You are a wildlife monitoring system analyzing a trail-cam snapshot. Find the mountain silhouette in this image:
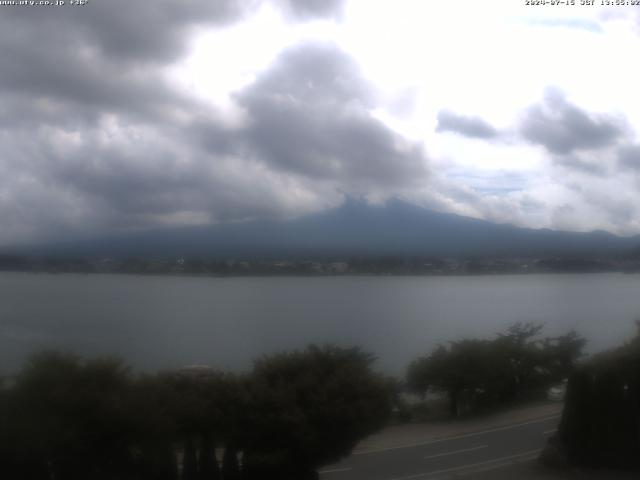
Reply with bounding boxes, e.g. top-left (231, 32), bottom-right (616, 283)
top-left (18, 199), bottom-right (640, 259)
